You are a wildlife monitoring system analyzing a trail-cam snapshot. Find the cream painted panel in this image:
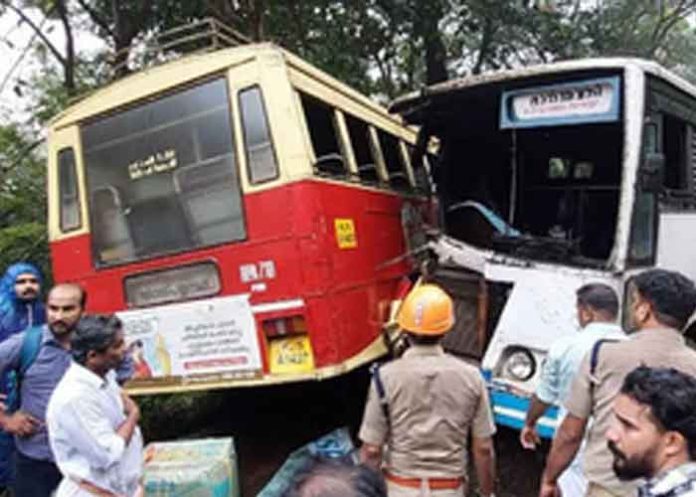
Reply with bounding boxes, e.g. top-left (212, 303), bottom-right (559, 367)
top-left (656, 211), bottom-right (696, 283)
top-left (47, 126), bottom-right (90, 241)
